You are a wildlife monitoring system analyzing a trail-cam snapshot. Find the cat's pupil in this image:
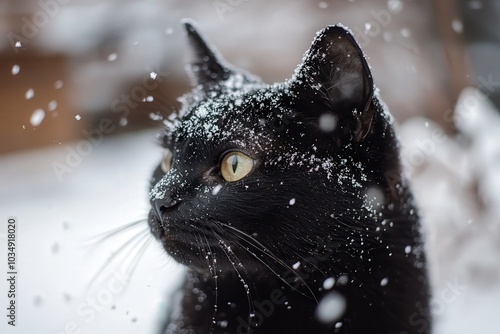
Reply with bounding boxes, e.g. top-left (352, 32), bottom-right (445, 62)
top-left (230, 155), bottom-right (238, 173)
top-left (220, 152), bottom-right (254, 182)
